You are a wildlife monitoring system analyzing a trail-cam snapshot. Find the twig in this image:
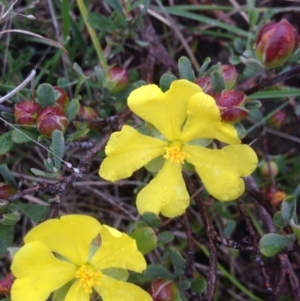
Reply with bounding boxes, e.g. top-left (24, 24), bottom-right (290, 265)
top-left (184, 175), bottom-right (217, 301)
top-left (244, 65), bottom-right (300, 96)
top-left (0, 69), bottom-right (36, 103)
